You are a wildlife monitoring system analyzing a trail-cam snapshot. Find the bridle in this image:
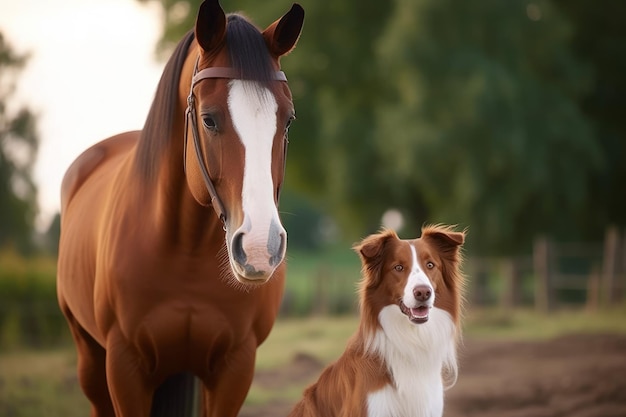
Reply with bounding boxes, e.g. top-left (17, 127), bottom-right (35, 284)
top-left (184, 58), bottom-right (289, 224)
